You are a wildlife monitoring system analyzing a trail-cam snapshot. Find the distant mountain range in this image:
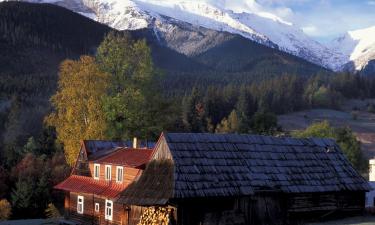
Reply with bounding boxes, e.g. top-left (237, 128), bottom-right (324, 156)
top-left (3, 0), bottom-right (373, 75)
